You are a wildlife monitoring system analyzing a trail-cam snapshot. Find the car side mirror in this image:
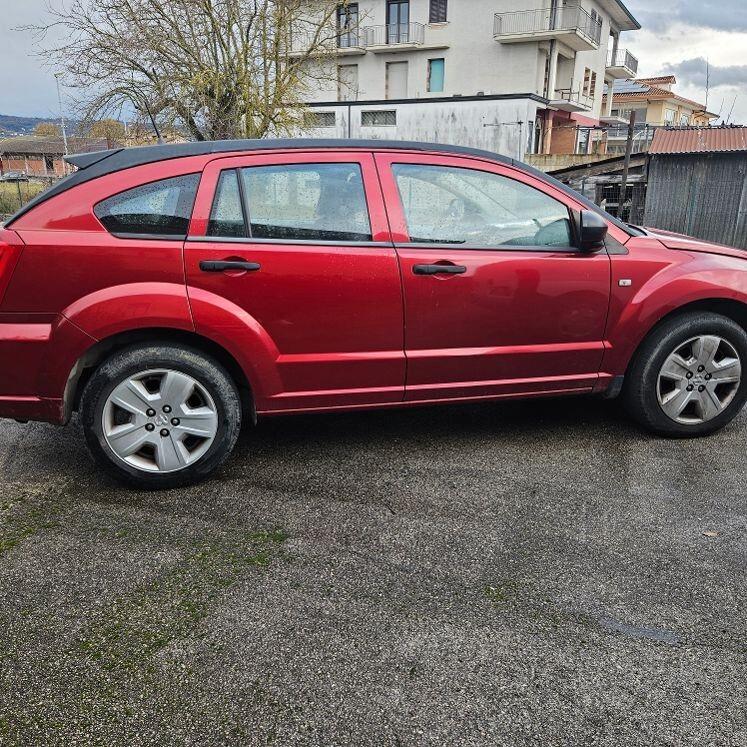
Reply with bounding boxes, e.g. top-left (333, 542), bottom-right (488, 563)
top-left (579, 210), bottom-right (608, 250)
